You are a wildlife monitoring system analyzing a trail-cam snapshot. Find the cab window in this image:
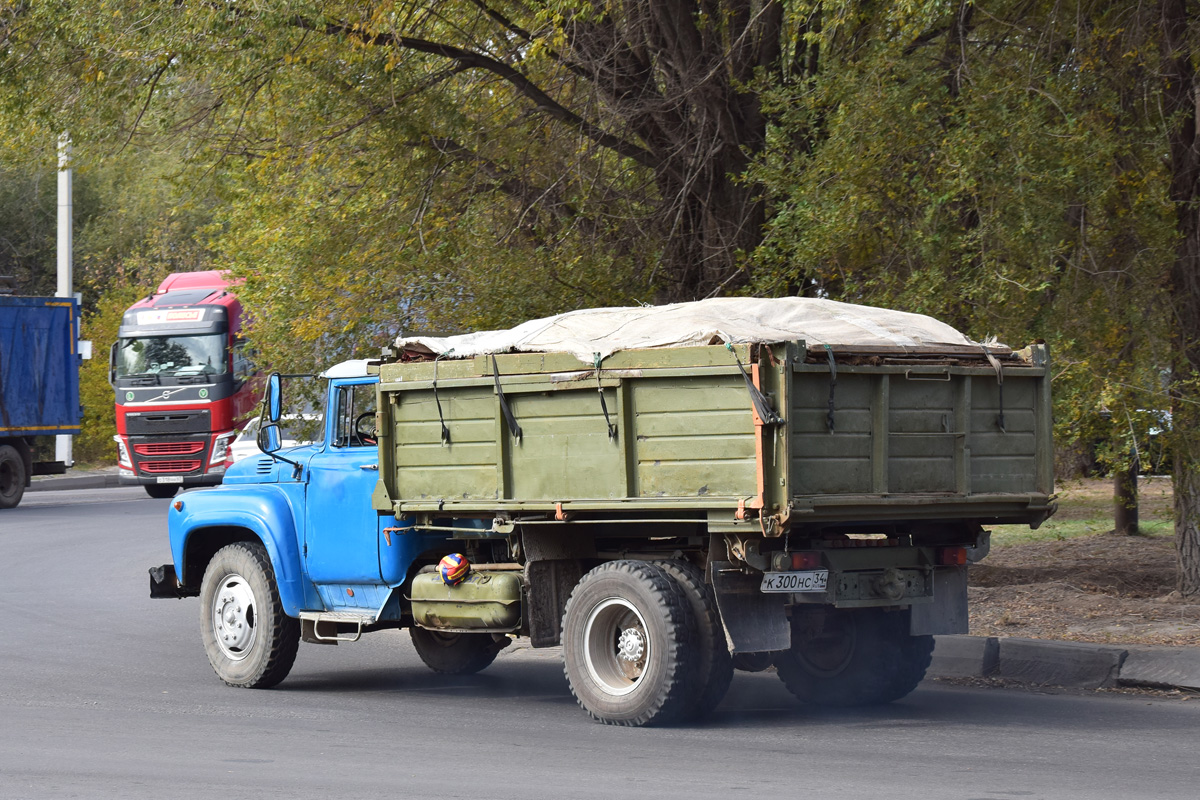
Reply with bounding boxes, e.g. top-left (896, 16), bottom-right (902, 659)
top-left (332, 384), bottom-right (376, 448)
